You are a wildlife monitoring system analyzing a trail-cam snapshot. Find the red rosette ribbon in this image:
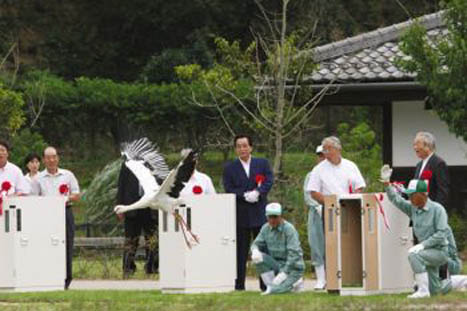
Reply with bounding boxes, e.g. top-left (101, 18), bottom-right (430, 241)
top-left (255, 174), bottom-right (265, 186)
top-left (0, 181), bottom-right (12, 216)
top-left (420, 170), bottom-right (432, 180)
top-left (1, 181), bottom-right (11, 193)
top-left (192, 185), bottom-right (203, 195)
top-left (420, 170), bottom-right (432, 193)
top-left (59, 184), bottom-right (69, 195)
